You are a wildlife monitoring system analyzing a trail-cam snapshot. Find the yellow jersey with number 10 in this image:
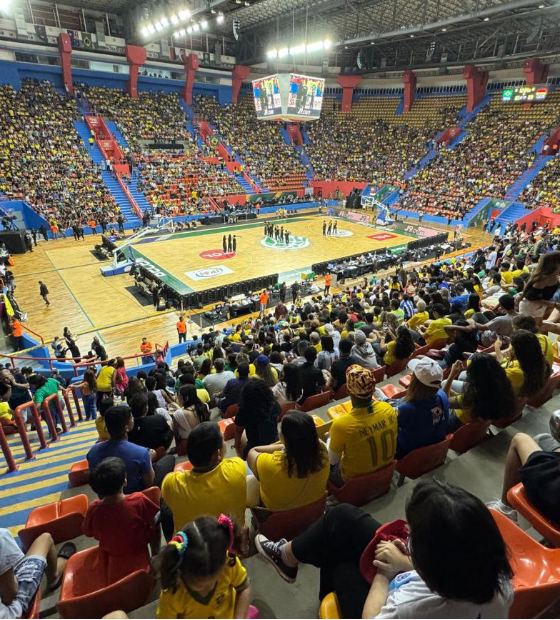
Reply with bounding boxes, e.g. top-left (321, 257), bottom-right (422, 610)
top-left (330, 402), bottom-right (397, 481)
